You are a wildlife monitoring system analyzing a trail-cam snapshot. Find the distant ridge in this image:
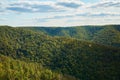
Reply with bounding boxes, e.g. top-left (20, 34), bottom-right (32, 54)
top-left (19, 25), bottom-right (120, 47)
